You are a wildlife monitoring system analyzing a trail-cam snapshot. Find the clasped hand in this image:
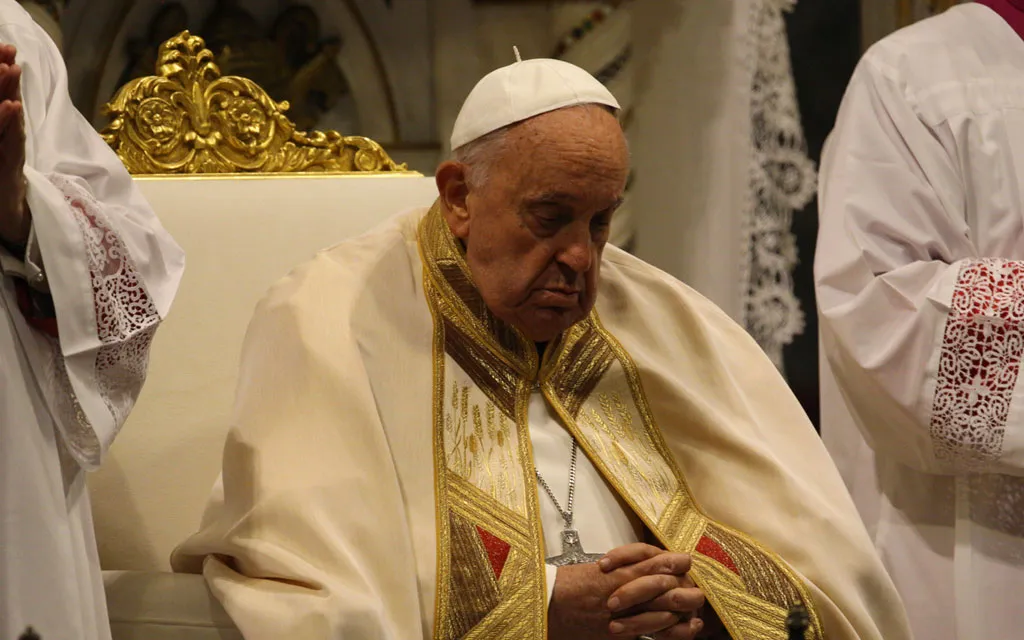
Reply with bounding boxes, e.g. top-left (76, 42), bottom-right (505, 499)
top-left (549, 543), bottom-right (706, 640)
top-left (0, 43), bottom-right (29, 247)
